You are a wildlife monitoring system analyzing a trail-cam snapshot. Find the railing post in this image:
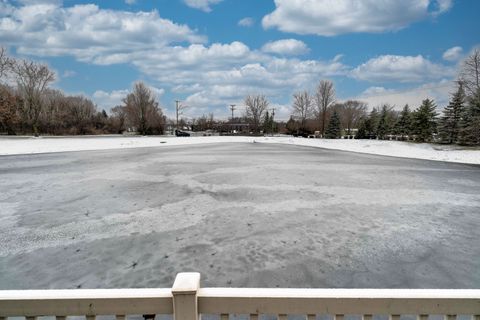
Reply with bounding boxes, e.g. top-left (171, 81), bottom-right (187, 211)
top-left (172, 272), bottom-right (201, 320)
